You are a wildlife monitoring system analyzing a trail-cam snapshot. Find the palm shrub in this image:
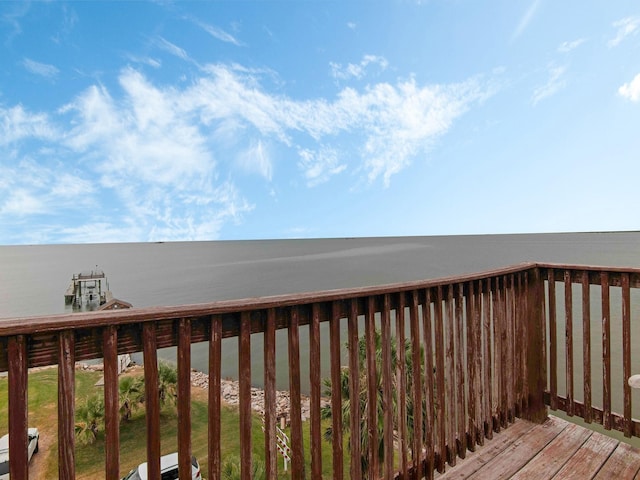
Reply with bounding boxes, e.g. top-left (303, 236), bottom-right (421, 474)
top-left (75, 395), bottom-right (105, 445)
top-left (321, 329), bottom-right (422, 478)
top-left (119, 375), bottom-right (144, 421)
